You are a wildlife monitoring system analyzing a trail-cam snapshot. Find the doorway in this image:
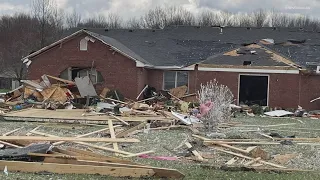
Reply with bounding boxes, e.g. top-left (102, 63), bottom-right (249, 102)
top-left (238, 75), bottom-right (269, 106)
